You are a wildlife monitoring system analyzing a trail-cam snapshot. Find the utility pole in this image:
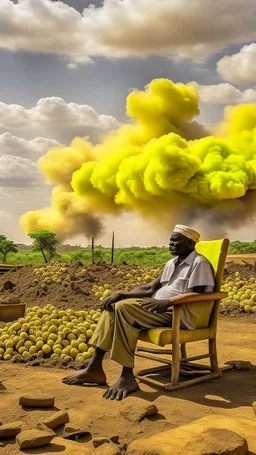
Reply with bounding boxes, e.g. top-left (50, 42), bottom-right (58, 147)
top-left (91, 237), bottom-right (95, 264)
top-left (111, 231), bottom-right (115, 264)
